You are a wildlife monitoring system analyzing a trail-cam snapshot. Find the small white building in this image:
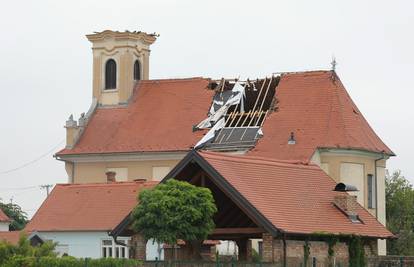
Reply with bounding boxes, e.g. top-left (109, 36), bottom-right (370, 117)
top-left (25, 181), bottom-right (161, 259)
top-left (0, 208), bottom-right (11, 231)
